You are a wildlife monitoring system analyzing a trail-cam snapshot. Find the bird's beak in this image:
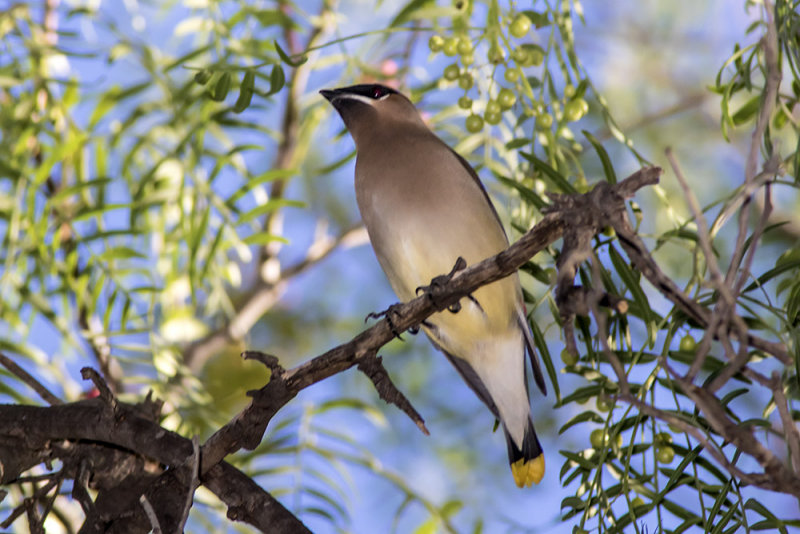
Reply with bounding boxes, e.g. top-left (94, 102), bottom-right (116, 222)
top-left (319, 88), bottom-right (339, 102)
